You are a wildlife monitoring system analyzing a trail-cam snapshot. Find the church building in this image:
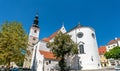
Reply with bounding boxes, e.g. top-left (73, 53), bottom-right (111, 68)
top-left (24, 14), bottom-right (101, 71)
